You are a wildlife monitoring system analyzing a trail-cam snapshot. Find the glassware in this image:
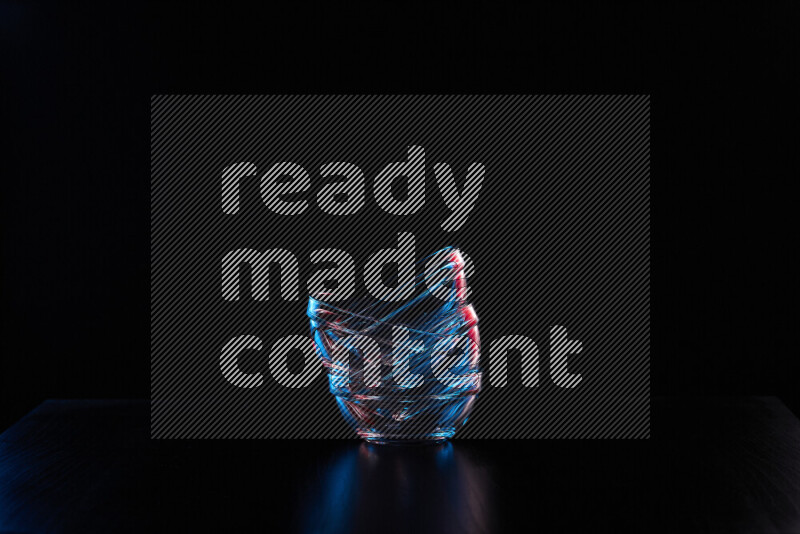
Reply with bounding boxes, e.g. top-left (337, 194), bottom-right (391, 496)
top-left (308, 248), bottom-right (481, 444)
